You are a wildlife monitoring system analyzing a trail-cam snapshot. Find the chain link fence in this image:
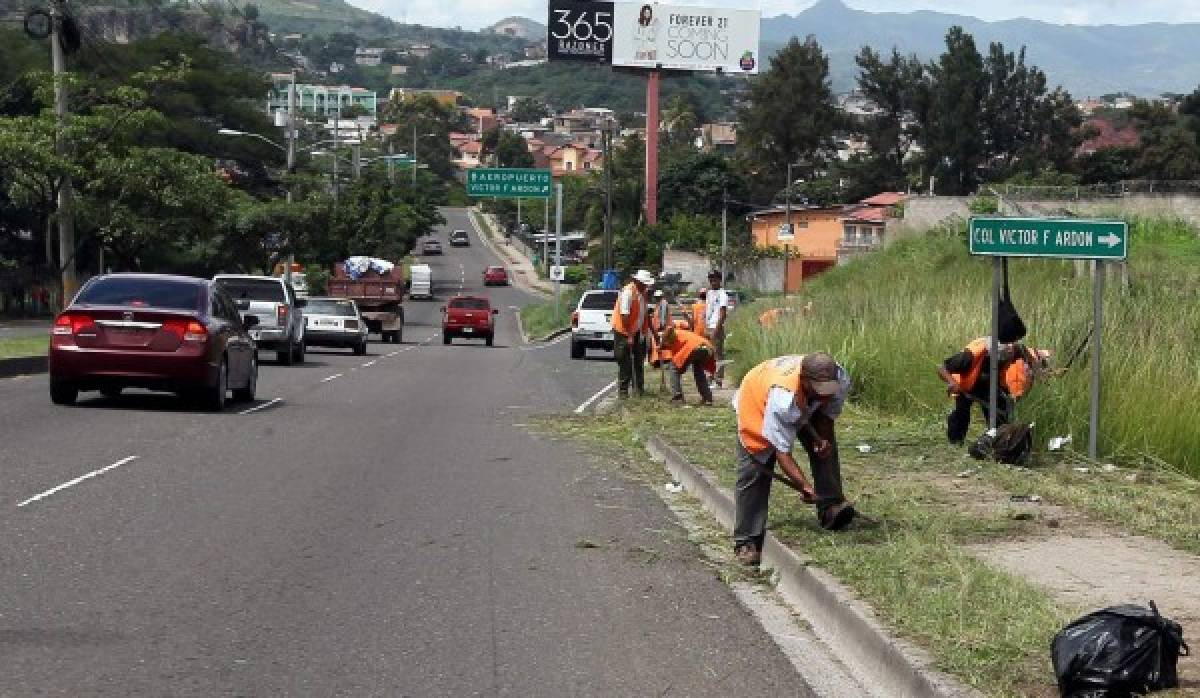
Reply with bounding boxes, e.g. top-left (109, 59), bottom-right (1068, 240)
top-left (997, 180), bottom-right (1200, 201)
